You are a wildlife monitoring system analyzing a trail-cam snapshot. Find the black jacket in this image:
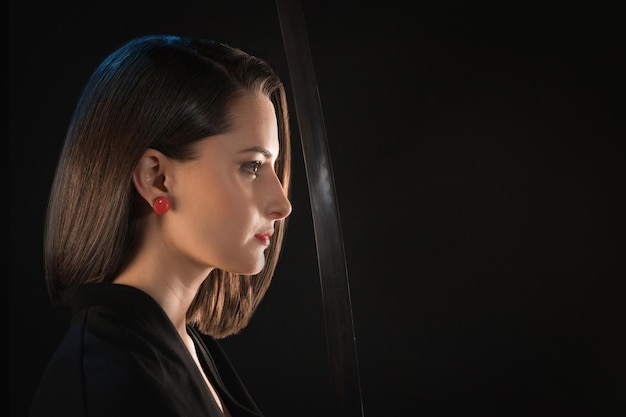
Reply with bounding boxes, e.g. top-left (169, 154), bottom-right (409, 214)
top-left (29, 283), bottom-right (263, 417)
